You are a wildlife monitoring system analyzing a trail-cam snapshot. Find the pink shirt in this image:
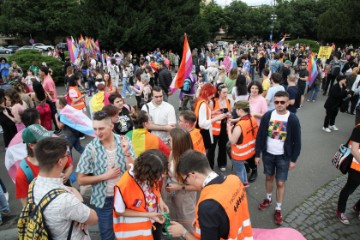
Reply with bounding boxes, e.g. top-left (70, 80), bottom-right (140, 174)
top-left (249, 95), bottom-right (268, 125)
top-left (42, 75), bottom-right (57, 102)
